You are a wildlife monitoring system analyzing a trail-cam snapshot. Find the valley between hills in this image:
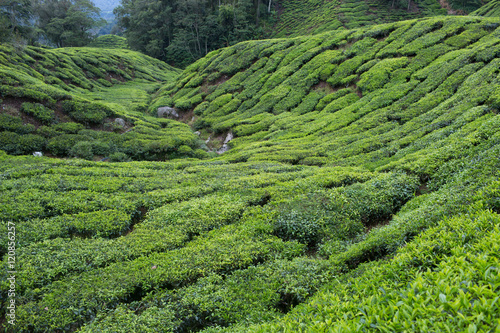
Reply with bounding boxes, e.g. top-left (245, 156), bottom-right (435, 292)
top-left (1, 2), bottom-right (500, 332)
